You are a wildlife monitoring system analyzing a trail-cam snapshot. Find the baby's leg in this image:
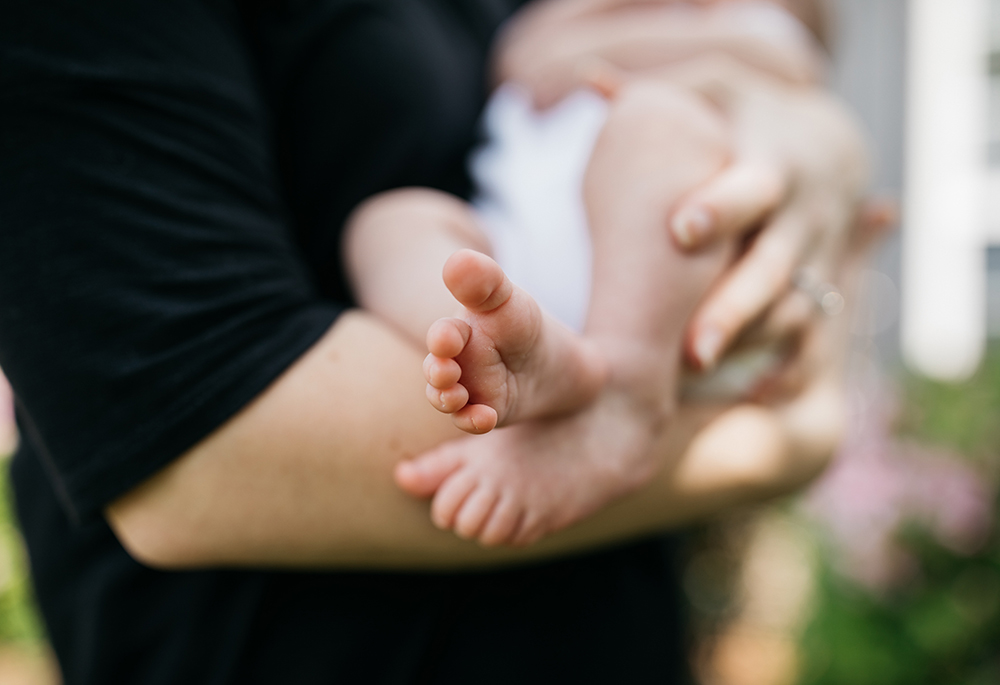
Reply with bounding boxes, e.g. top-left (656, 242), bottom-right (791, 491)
top-left (584, 81), bottom-right (733, 410)
top-left (344, 188), bottom-right (606, 434)
top-left (420, 82), bottom-right (735, 544)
